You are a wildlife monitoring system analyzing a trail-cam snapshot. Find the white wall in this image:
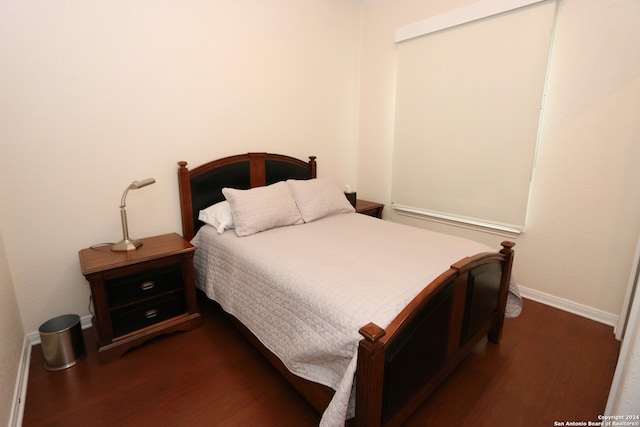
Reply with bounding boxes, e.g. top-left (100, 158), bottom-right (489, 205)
top-left (0, 229), bottom-right (25, 426)
top-left (0, 0), bottom-right (362, 333)
top-left (357, 0), bottom-right (640, 319)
